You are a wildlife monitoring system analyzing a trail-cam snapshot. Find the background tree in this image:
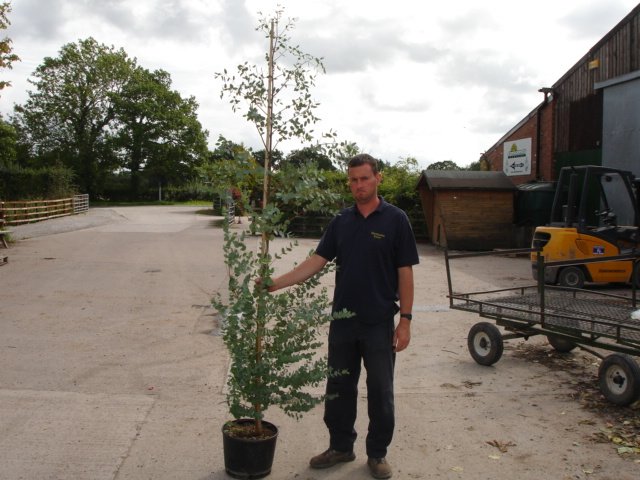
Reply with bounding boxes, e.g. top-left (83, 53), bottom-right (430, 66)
top-left (12, 37), bottom-right (209, 200)
top-left (0, 117), bottom-right (16, 167)
top-left (378, 156), bottom-right (422, 213)
top-left (252, 148), bottom-right (284, 171)
top-left (112, 67), bottom-right (208, 199)
top-left (427, 159), bottom-right (463, 171)
top-left (466, 154), bottom-right (491, 171)
top-left (0, 2), bottom-right (19, 94)
top-left (201, 135), bottom-right (261, 211)
top-left (13, 38), bottom-right (135, 196)
top-left (286, 146), bottom-right (335, 171)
